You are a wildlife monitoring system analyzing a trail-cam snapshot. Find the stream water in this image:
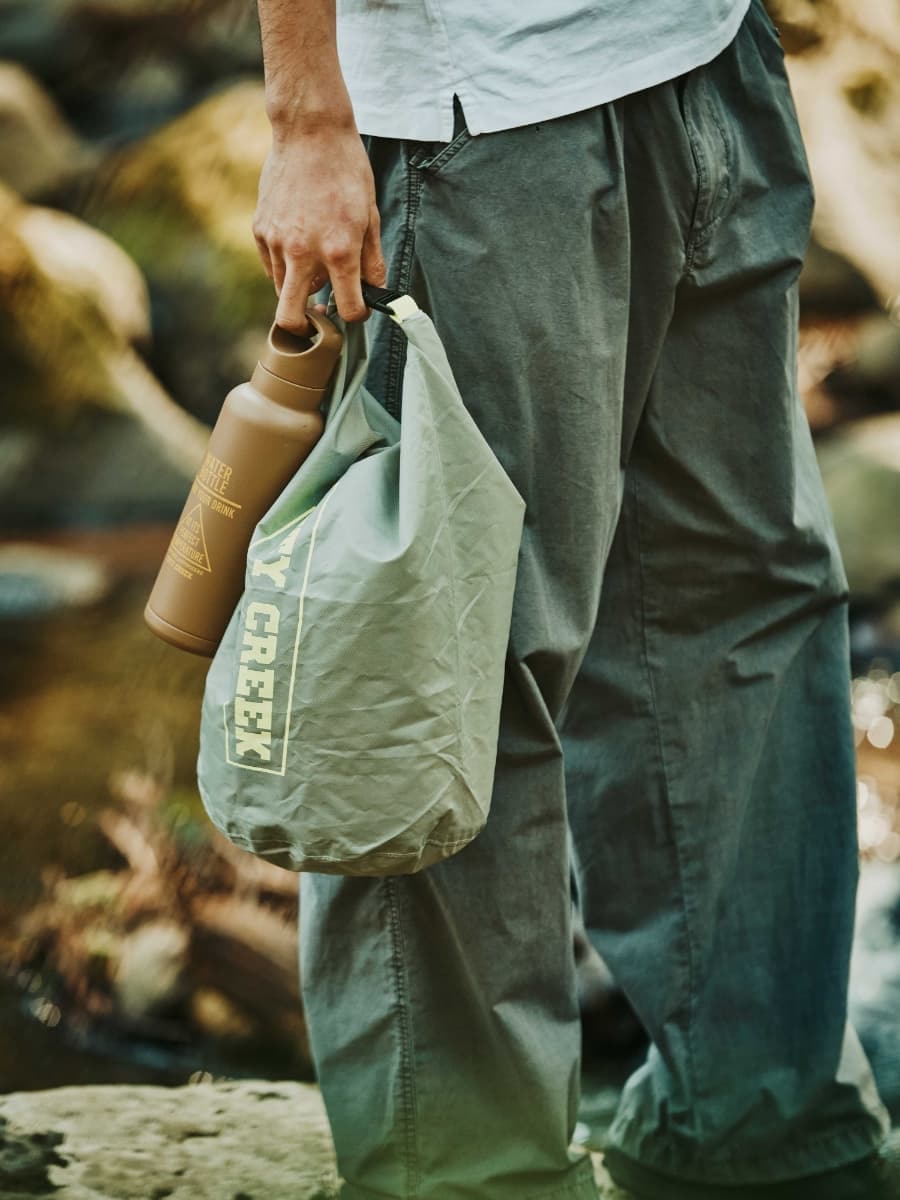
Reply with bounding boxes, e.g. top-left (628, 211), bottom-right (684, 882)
top-left (0, 531), bottom-right (220, 1091)
top-left (1, 526), bottom-right (899, 1117)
